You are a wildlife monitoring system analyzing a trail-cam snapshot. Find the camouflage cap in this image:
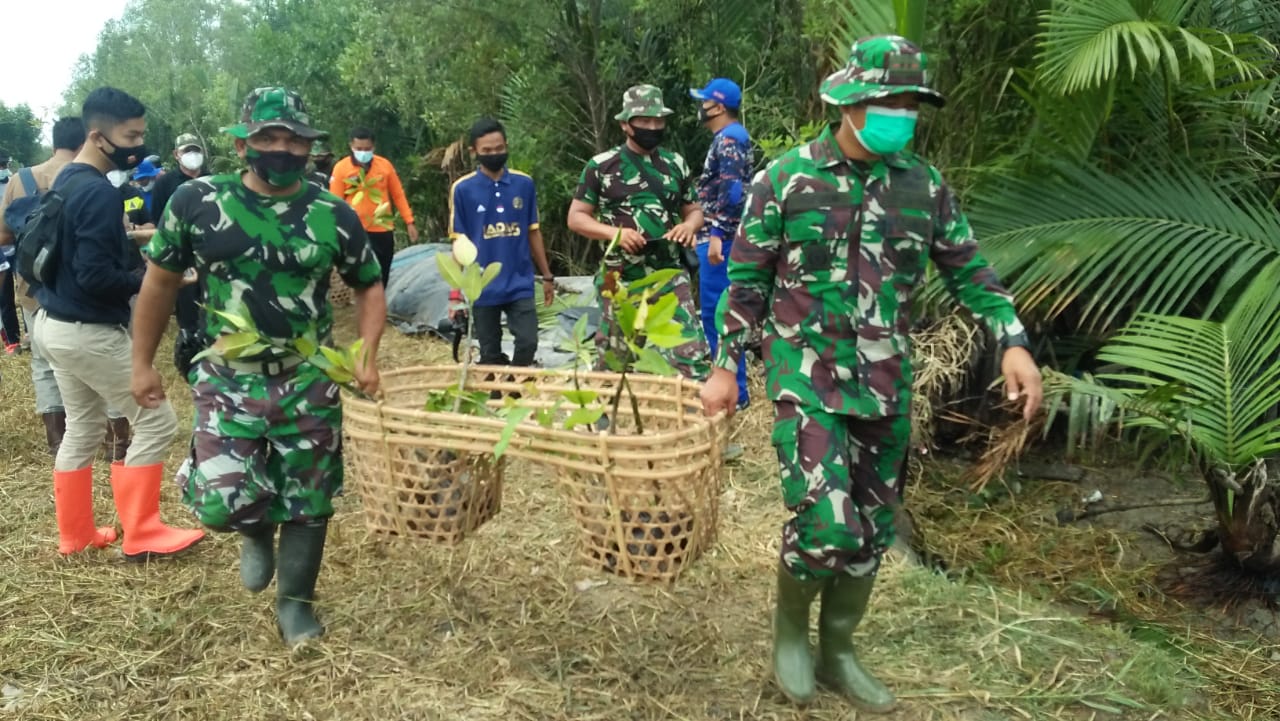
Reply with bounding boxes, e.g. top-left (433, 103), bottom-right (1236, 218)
top-left (174, 133), bottom-right (202, 151)
top-left (310, 139), bottom-right (333, 156)
top-left (614, 85), bottom-right (674, 121)
top-left (222, 87), bottom-right (326, 140)
top-left (820, 35), bottom-right (946, 108)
